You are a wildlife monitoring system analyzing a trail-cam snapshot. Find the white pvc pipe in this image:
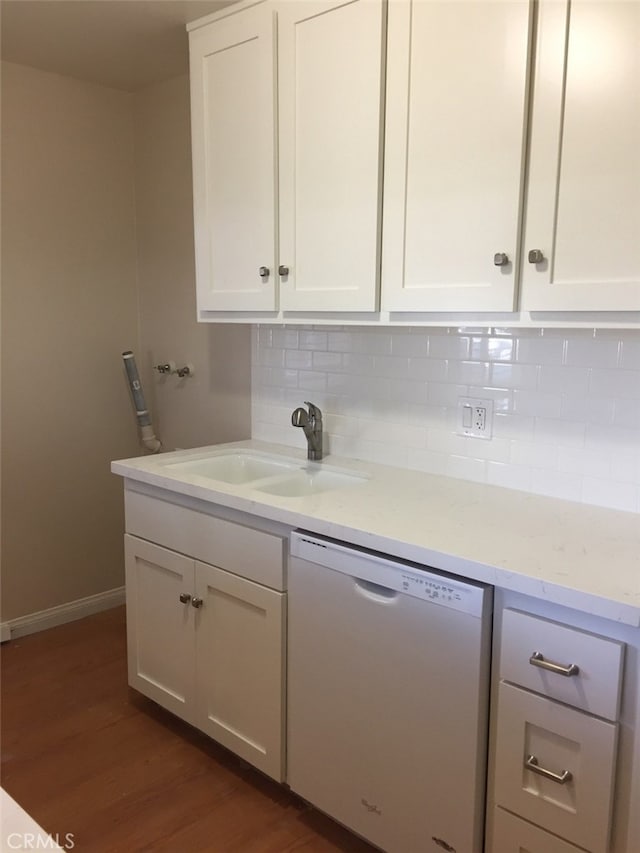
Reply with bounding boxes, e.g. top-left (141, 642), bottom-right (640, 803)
top-left (122, 351), bottom-right (162, 454)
